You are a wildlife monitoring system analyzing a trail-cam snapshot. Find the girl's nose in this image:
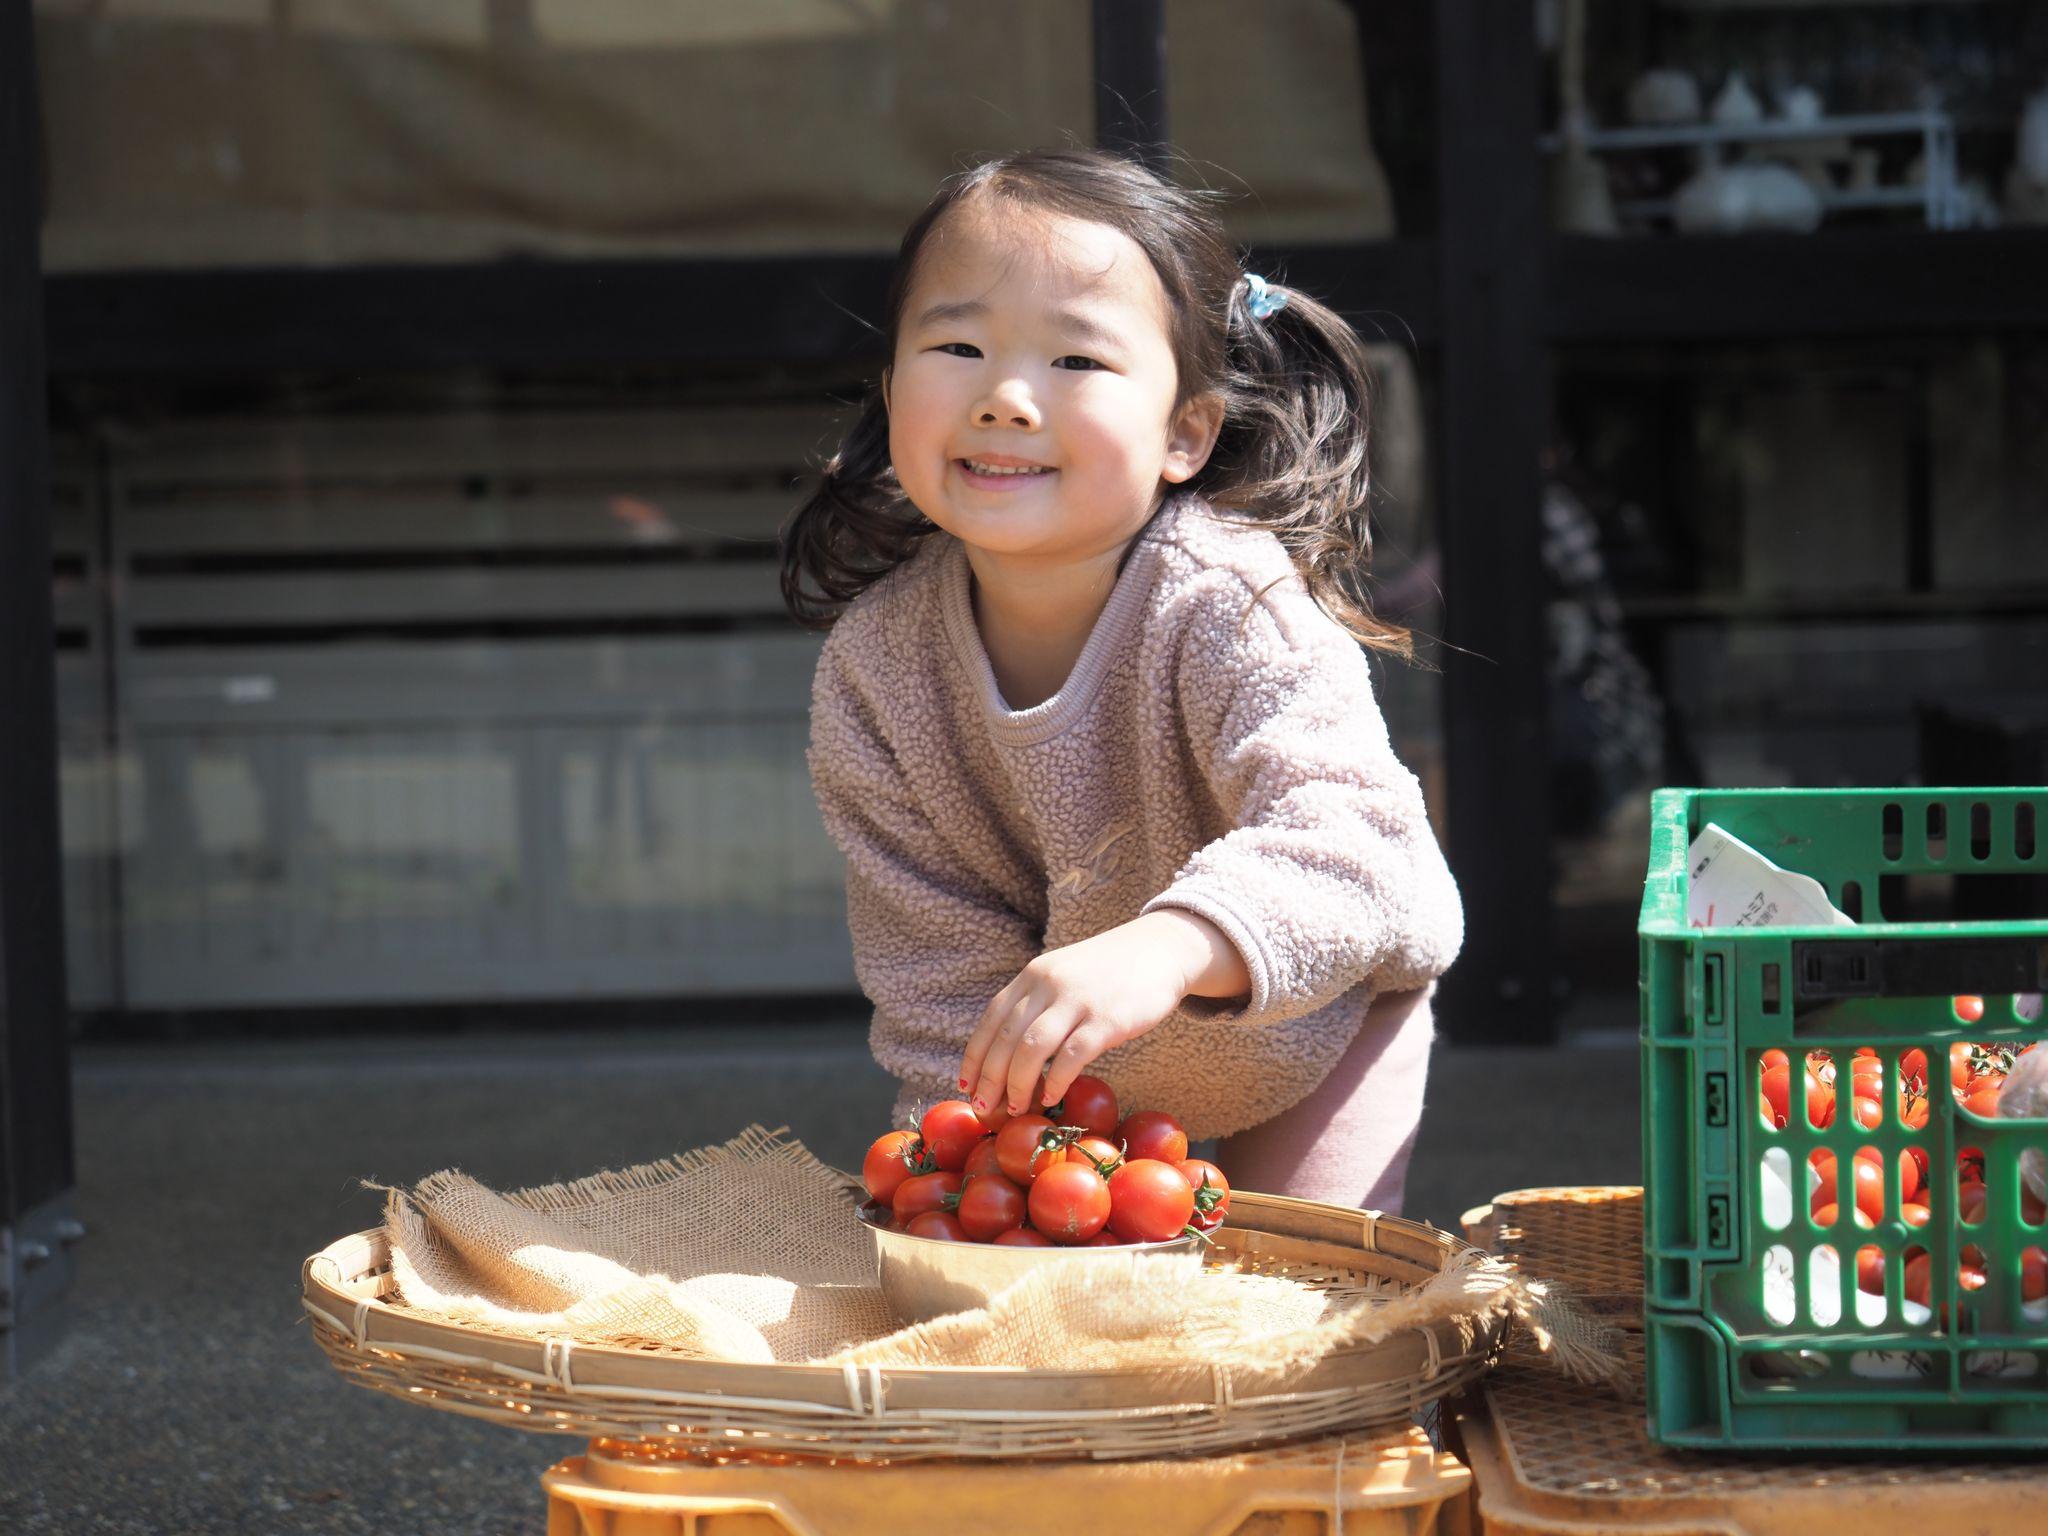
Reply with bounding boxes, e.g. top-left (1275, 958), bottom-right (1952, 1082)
top-left (974, 379), bottom-right (1039, 430)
